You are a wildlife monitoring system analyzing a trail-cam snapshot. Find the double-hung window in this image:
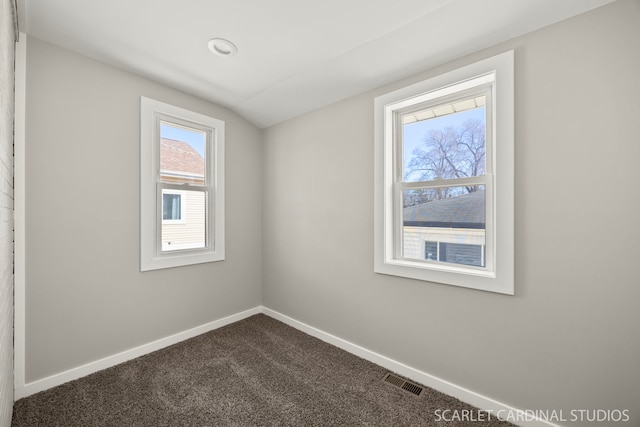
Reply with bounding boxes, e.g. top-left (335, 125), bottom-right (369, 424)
top-left (141, 97), bottom-right (225, 271)
top-left (374, 51), bottom-right (514, 294)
